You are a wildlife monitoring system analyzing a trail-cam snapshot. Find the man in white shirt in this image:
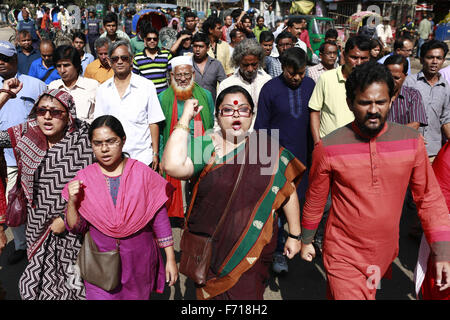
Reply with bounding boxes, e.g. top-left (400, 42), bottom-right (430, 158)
top-left (57, 6), bottom-right (71, 34)
top-left (94, 40), bottom-right (165, 170)
top-left (49, 45), bottom-right (99, 123)
top-left (217, 38), bottom-right (272, 129)
top-left (376, 17), bottom-right (393, 50)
